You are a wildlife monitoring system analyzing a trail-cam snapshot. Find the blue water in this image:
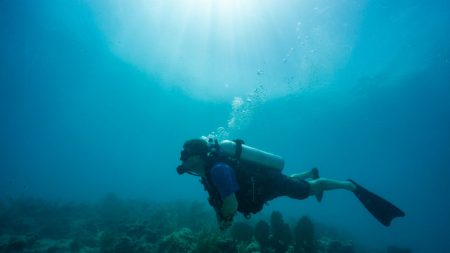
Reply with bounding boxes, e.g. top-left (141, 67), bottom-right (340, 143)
top-left (1, 0), bottom-right (449, 252)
